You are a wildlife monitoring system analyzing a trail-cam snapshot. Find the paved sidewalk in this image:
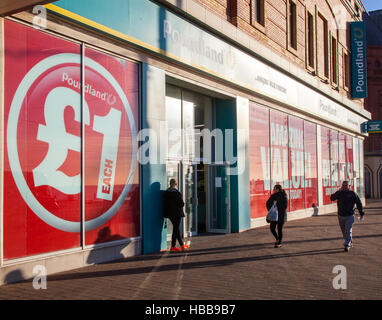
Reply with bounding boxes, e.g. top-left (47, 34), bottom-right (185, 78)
top-left (0, 200), bottom-right (381, 300)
